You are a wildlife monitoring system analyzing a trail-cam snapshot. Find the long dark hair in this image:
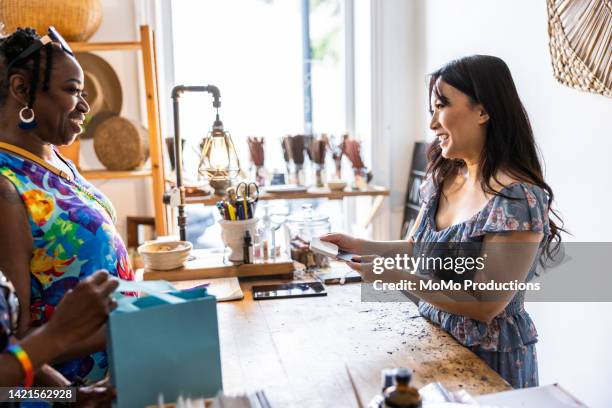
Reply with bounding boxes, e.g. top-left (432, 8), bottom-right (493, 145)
top-left (427, 55), bottom-right (564, 262)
